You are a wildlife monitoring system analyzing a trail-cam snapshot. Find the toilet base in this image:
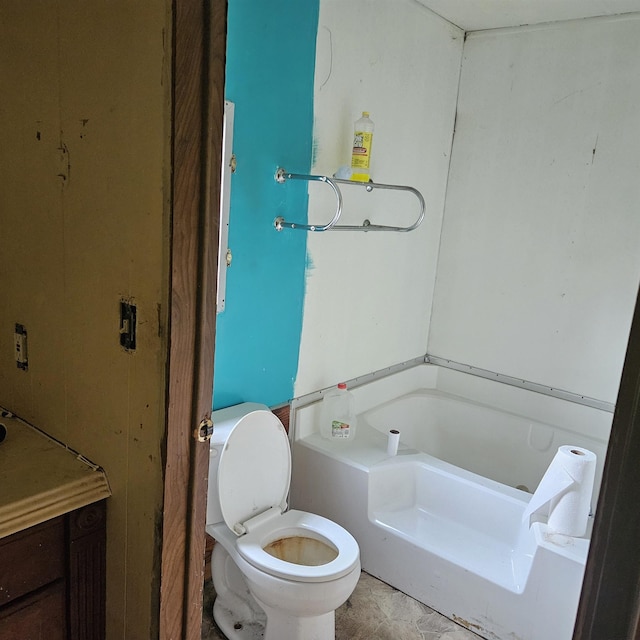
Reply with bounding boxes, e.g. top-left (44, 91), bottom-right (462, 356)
top-left (256, 599), bottom-right (335, 640)
top-left (211, 540), bottom-right (267, 639)
top-left (214, 598), bottom-right (335, 640)
top-left (213, 599), bottom-right (265, 640)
